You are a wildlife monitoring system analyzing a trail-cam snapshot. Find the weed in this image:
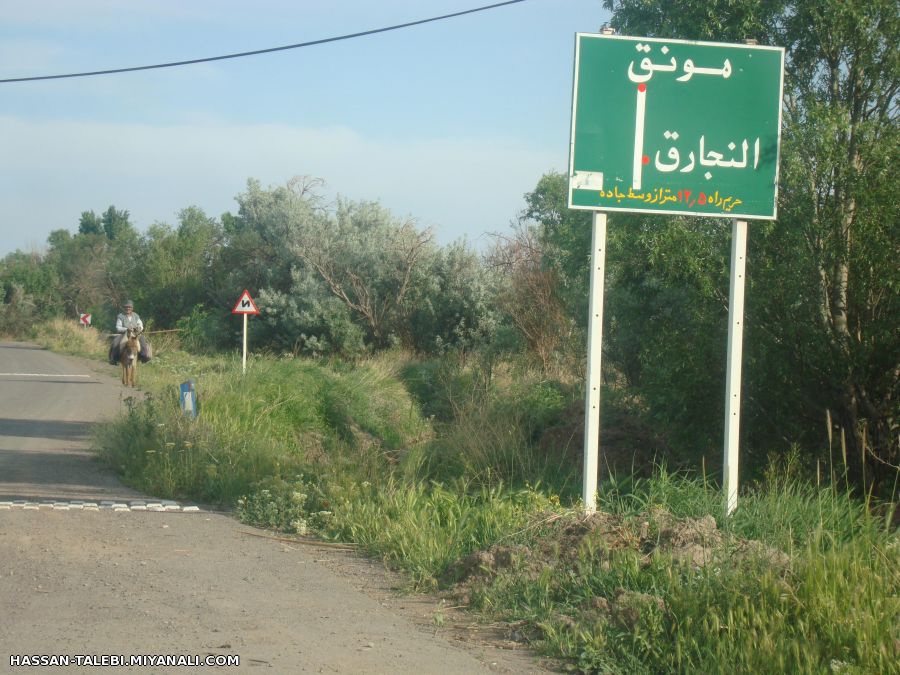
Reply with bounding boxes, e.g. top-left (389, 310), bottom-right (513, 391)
top-left (84, 344), bottom-right (898, 672)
